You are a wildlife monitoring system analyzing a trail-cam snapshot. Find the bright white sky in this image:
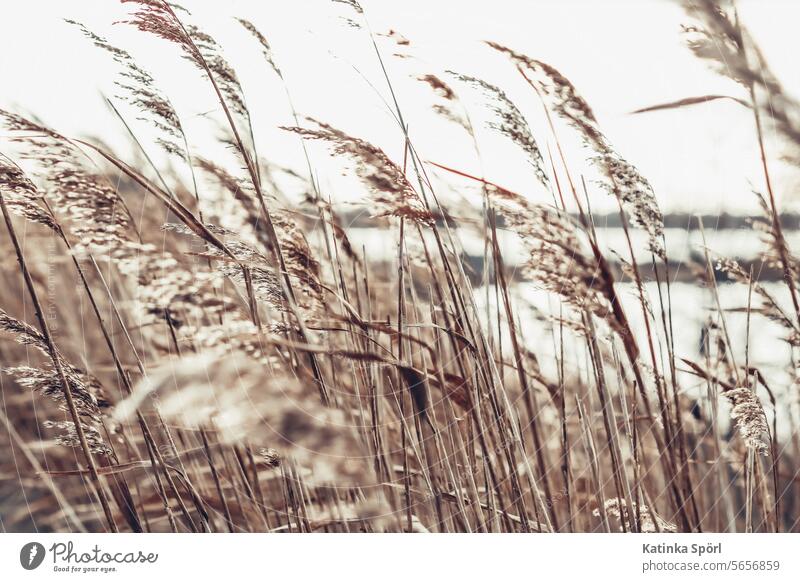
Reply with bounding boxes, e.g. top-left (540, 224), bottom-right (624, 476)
top-left (1, 0), bottom-right (799, 215)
